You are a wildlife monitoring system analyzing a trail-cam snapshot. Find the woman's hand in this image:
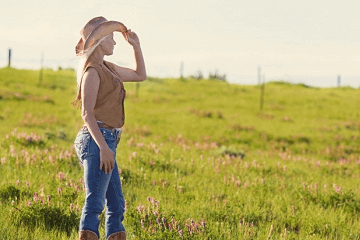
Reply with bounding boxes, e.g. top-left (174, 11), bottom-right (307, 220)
top-left (122, 29), bottom-right (140, 47)
top-left (99, 146), bottom-right (115, 174)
